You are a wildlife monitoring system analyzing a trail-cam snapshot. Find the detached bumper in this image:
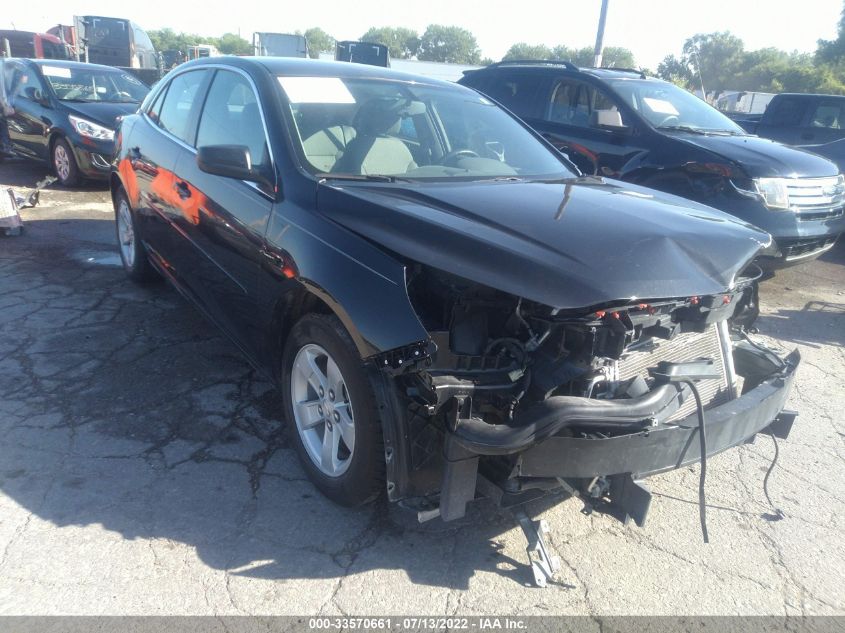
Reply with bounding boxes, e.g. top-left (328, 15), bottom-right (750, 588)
top-left (513, 347), bottom-right (799, 479)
